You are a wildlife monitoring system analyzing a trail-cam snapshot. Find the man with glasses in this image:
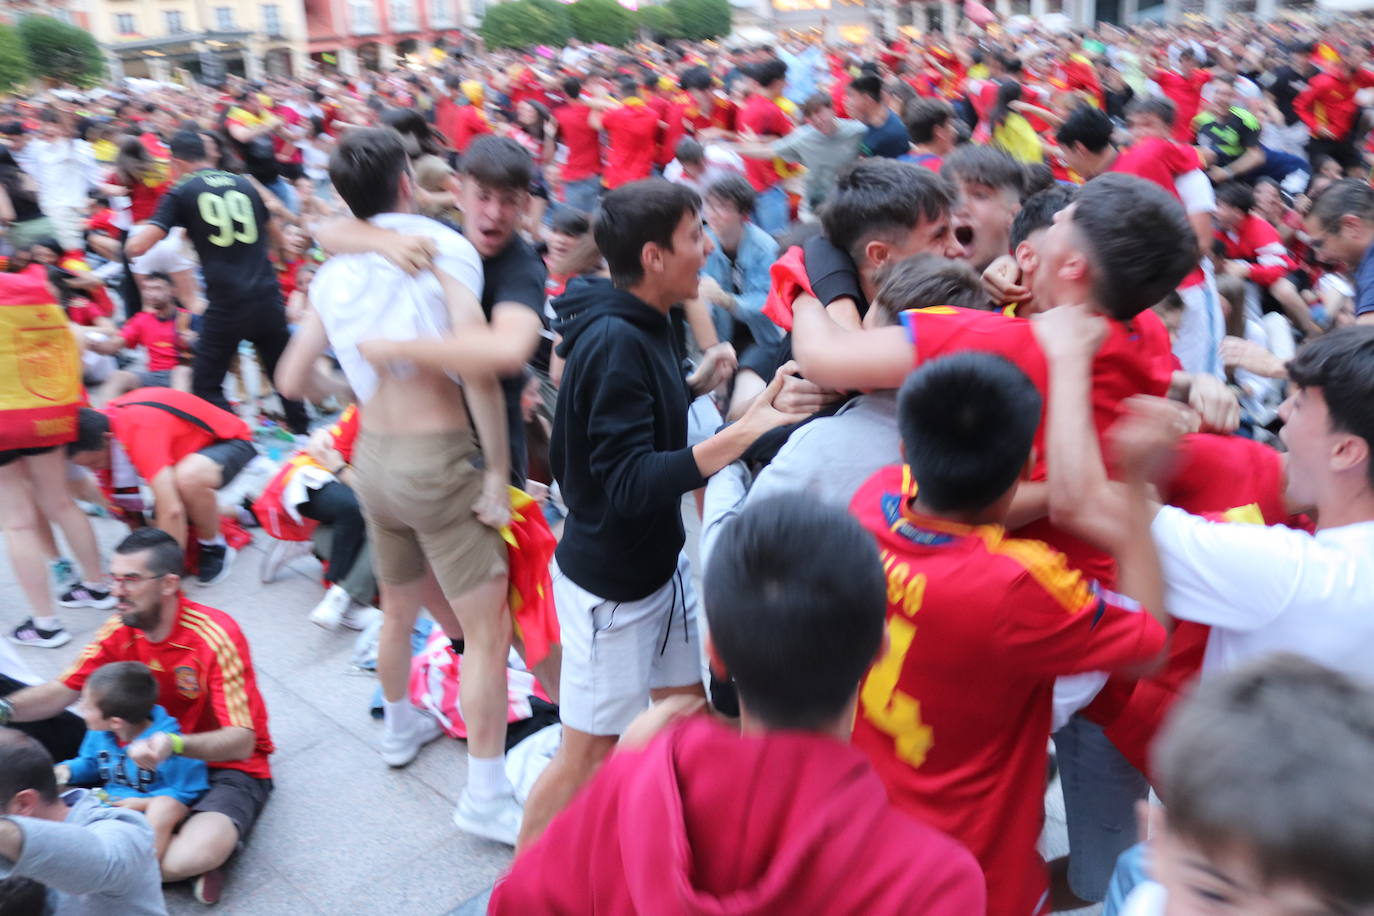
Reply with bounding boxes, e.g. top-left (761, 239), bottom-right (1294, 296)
top-left (0, 527), bottom-right (273, 905)
top-left (1305, 179), bottom-right (1374, 327)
